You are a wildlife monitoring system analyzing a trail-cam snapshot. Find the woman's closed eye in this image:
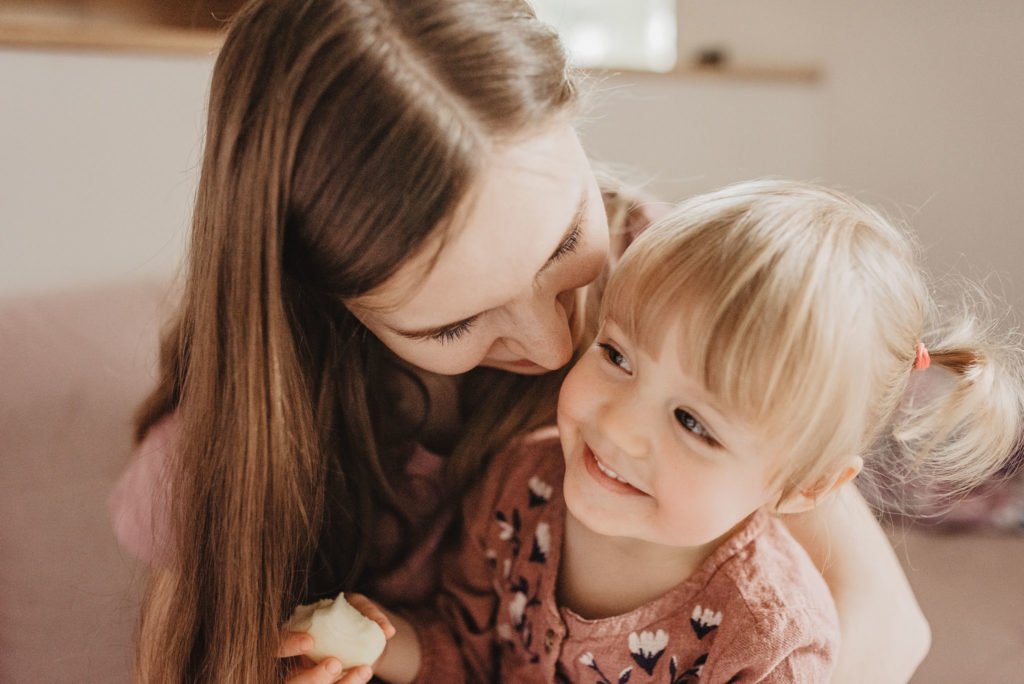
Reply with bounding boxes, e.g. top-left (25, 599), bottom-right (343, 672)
top-left (432, 319), bottom-right (475, 344)
top-left (549, 222), bottom-right (581, 262)
top-left (598, 342), bottom-right (632, 373)
top-left (675, 408), bottom-right (717, 446)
